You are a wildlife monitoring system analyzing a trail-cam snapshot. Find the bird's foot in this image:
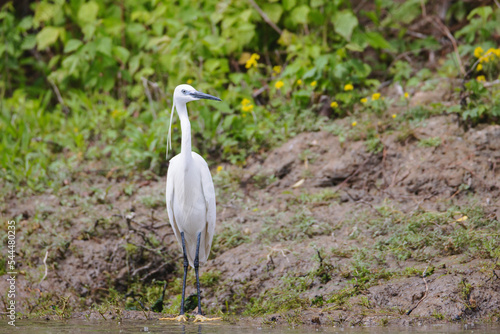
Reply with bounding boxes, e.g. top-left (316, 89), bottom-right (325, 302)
top-left (193, 315), bottom-right (222, 323)
top-left (159, 315), bottom-right (188, 322)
